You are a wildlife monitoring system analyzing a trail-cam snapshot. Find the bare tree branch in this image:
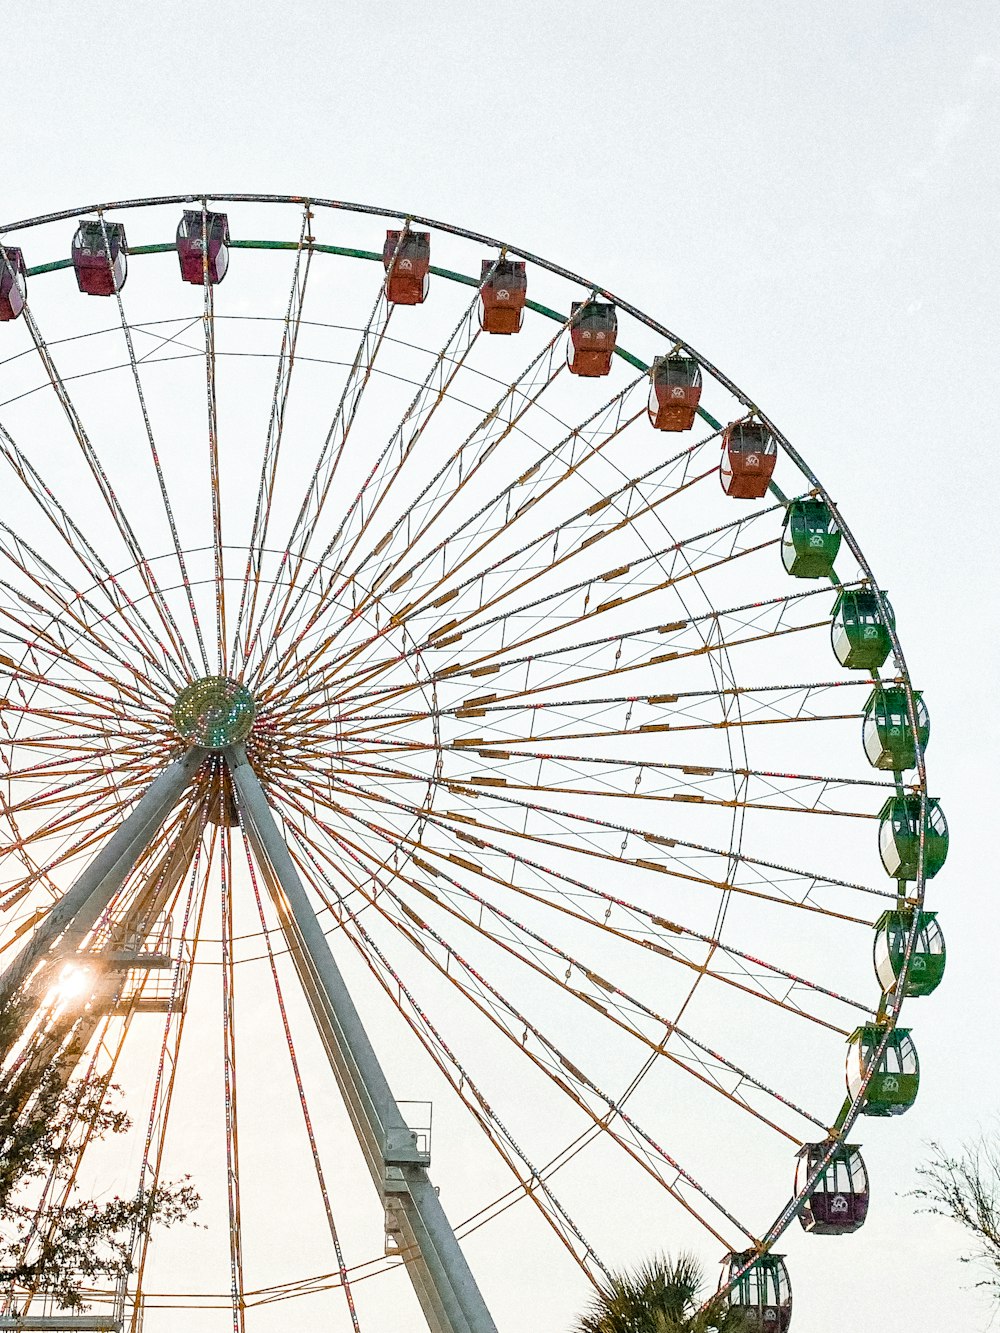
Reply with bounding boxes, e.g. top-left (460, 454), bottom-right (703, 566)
top-left (913, 1134), bottom-right (1000, 1302)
